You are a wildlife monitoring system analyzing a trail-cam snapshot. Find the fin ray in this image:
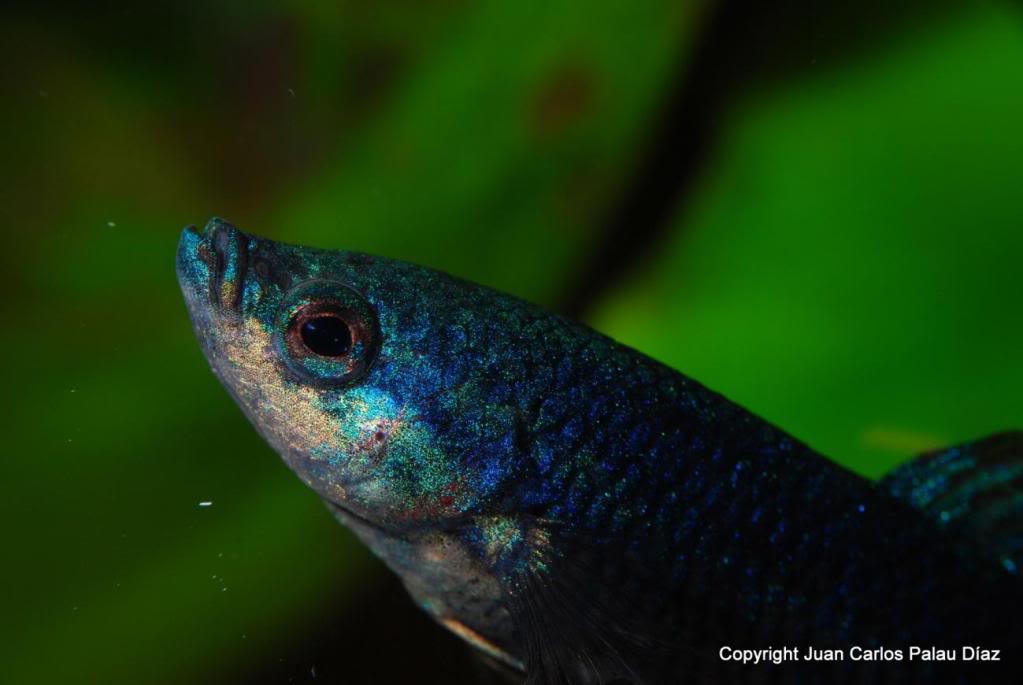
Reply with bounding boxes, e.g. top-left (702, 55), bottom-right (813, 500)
top-left (880, 431), bottom-right (1023, 574)
top-left (504, 520), bottom-right (672, 684)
